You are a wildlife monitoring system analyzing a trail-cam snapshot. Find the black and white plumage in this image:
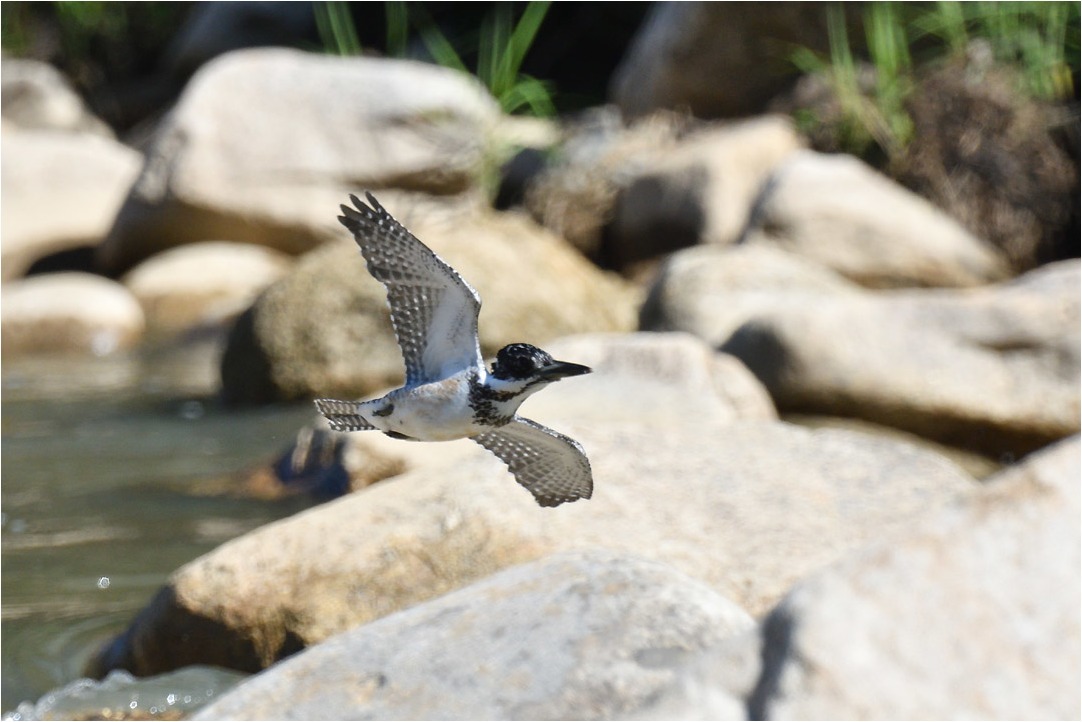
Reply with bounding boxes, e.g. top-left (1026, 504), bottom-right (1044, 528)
top-left (314, 193), bottom-right (593, 507)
